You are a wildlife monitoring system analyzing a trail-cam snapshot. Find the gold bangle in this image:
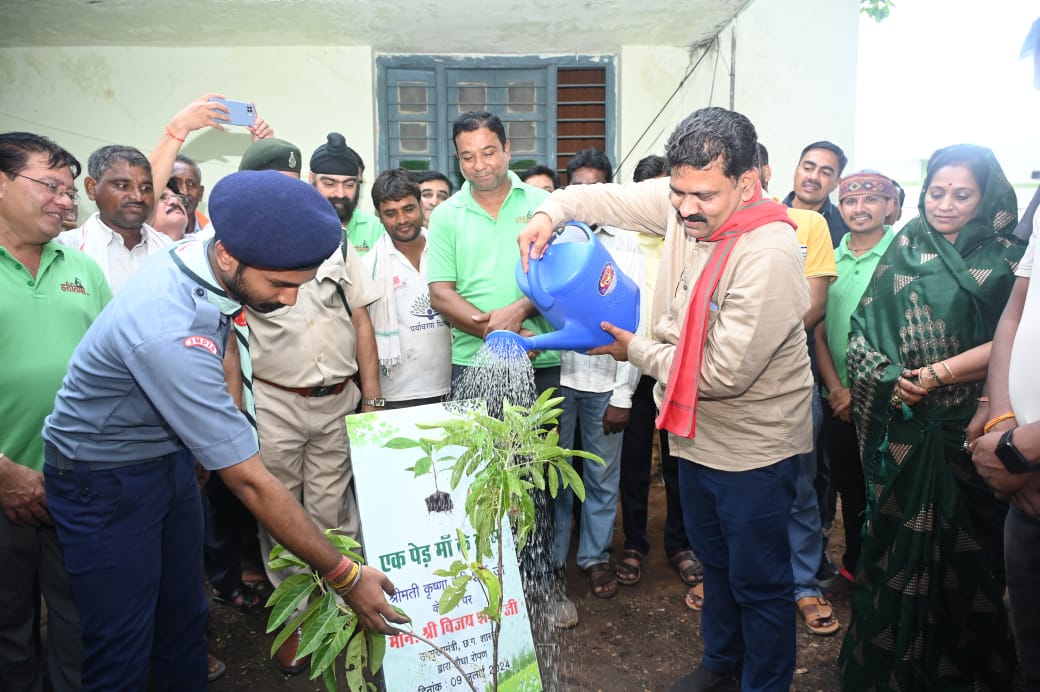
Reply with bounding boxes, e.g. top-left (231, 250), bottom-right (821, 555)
top-left (983, 413), bottom-right (1017, 434)
top-left (939, 361), bottom-right (958, 384)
